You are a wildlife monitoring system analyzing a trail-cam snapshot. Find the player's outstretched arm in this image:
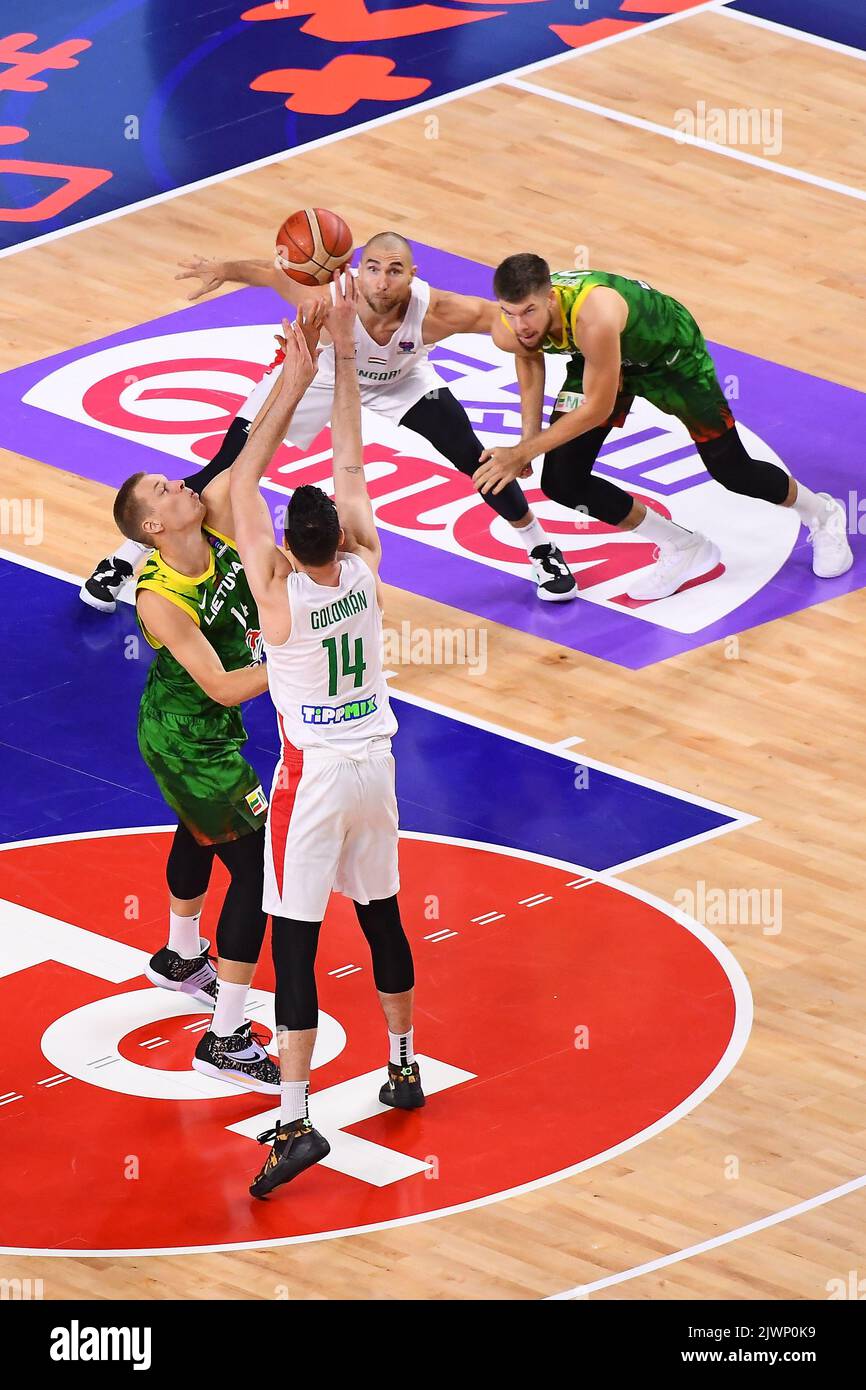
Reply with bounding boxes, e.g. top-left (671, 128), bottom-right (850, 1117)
top-left (424, 288), bottom-right (497, 341)
top-left (176, 254), bottom-right (329, 307)
top-left (327, 272), bottom-right (381, 571)
top-left (137, 592), bottom-right (268, 706)
top-left (229, 308), bottom-right (322, 633)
